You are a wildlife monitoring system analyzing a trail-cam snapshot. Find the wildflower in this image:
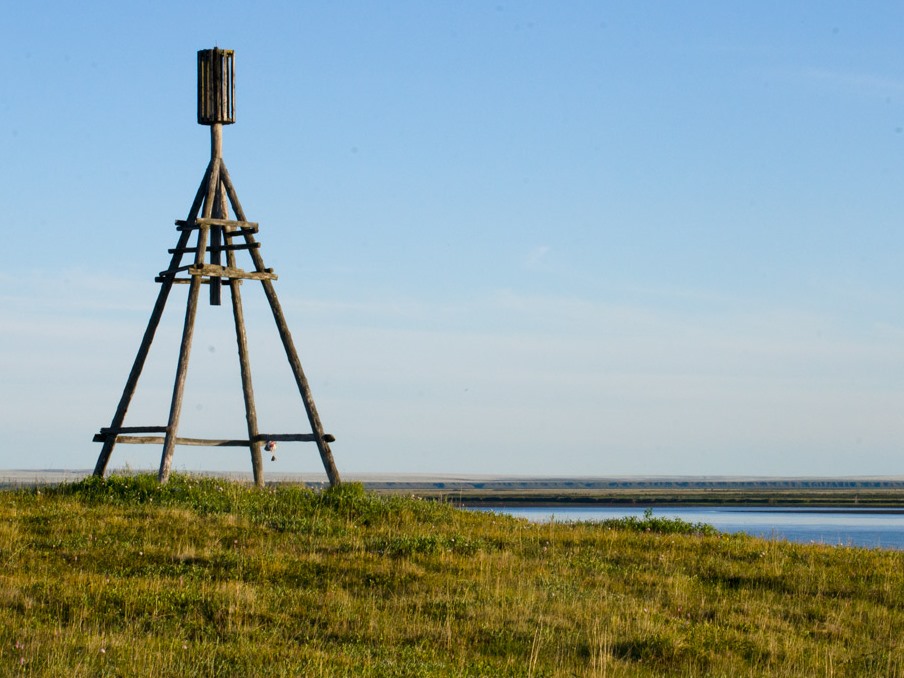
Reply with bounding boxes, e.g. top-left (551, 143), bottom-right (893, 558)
top-left (100, 648), bottom-right (106, 654)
